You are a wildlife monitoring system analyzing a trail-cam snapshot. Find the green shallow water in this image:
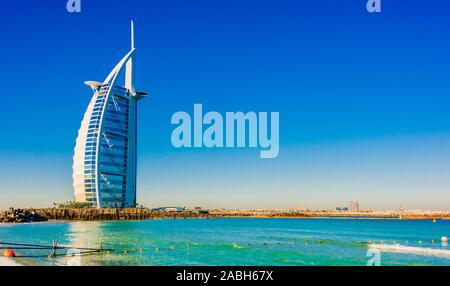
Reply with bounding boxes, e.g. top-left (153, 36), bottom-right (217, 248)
top-left (1, 218), bottom-right (450, 266)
